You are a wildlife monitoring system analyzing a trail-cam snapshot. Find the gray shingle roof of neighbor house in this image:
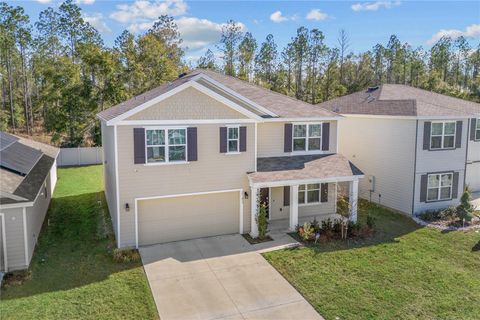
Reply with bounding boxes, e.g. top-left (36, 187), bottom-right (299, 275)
top-left (97, 69), bottom-right (340, 122)
top-left (317, 84), bottom-right (480, 117)
top-left (0, 132), bottom-right (59, 205)
top-left (248, 154), bottom-right (364, 185)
